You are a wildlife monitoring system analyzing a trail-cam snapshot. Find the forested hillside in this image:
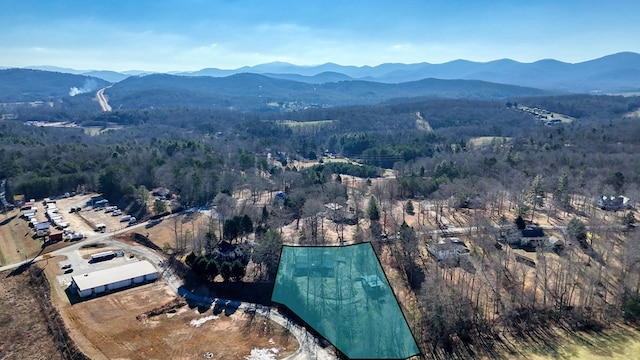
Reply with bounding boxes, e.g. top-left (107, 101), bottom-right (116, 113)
top-left (3, 94), bottom-right (640, 211)
top-left (102, 73), bottom-right (550, 111)
top-left (0, 69), bottom-right (110, 102)
top-left (3, 94), bottom-right (640, 358)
